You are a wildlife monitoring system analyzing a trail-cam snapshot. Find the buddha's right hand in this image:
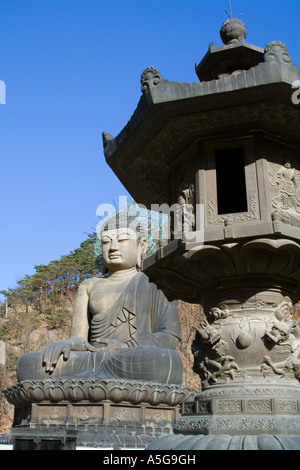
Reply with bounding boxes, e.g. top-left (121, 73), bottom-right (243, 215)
top-left (42, 336), bottom-right (97, 373)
